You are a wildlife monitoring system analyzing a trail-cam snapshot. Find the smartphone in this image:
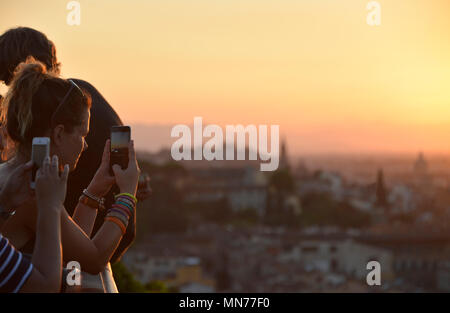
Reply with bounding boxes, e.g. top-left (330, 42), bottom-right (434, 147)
top-left (30, 137), bottom-right (50, 189)
top-left (110, 126), bottom-right (131, 175)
